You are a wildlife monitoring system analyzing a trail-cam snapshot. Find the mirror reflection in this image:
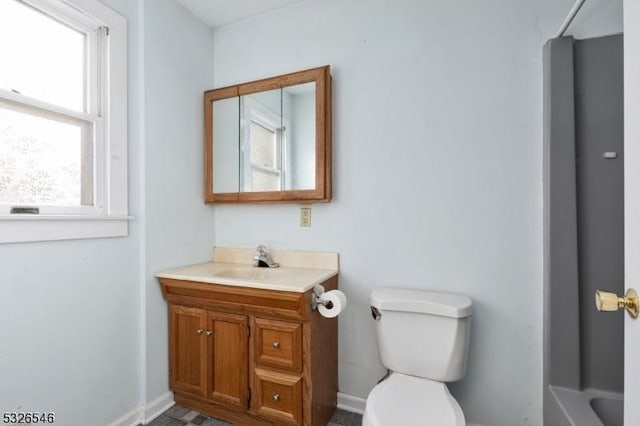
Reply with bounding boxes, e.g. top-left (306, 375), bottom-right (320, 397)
top-left (212, 96), bottom-right (239, 193)
top-left (239, 83), bottom-right (315, 192)
top-left (283, 82), bottom-right (316, 190)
